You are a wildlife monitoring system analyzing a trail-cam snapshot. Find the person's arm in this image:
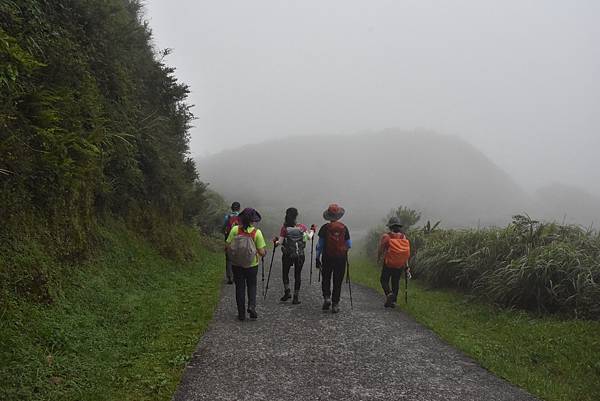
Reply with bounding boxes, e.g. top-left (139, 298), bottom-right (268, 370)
top-left (316, 237), bottom-right (325, 259)
top-left (377, 234), bottom-right (388, 263)
top-left (275, 225), bottom-right (286, 246)
top-left (345, 226), bottom-right (352, 250)
top-left (222, 214), bottom-right (229, 235)
top-left (255, 229), bottom-right (267, 258)
top-left (316, 225), bottom-right (326, 260)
